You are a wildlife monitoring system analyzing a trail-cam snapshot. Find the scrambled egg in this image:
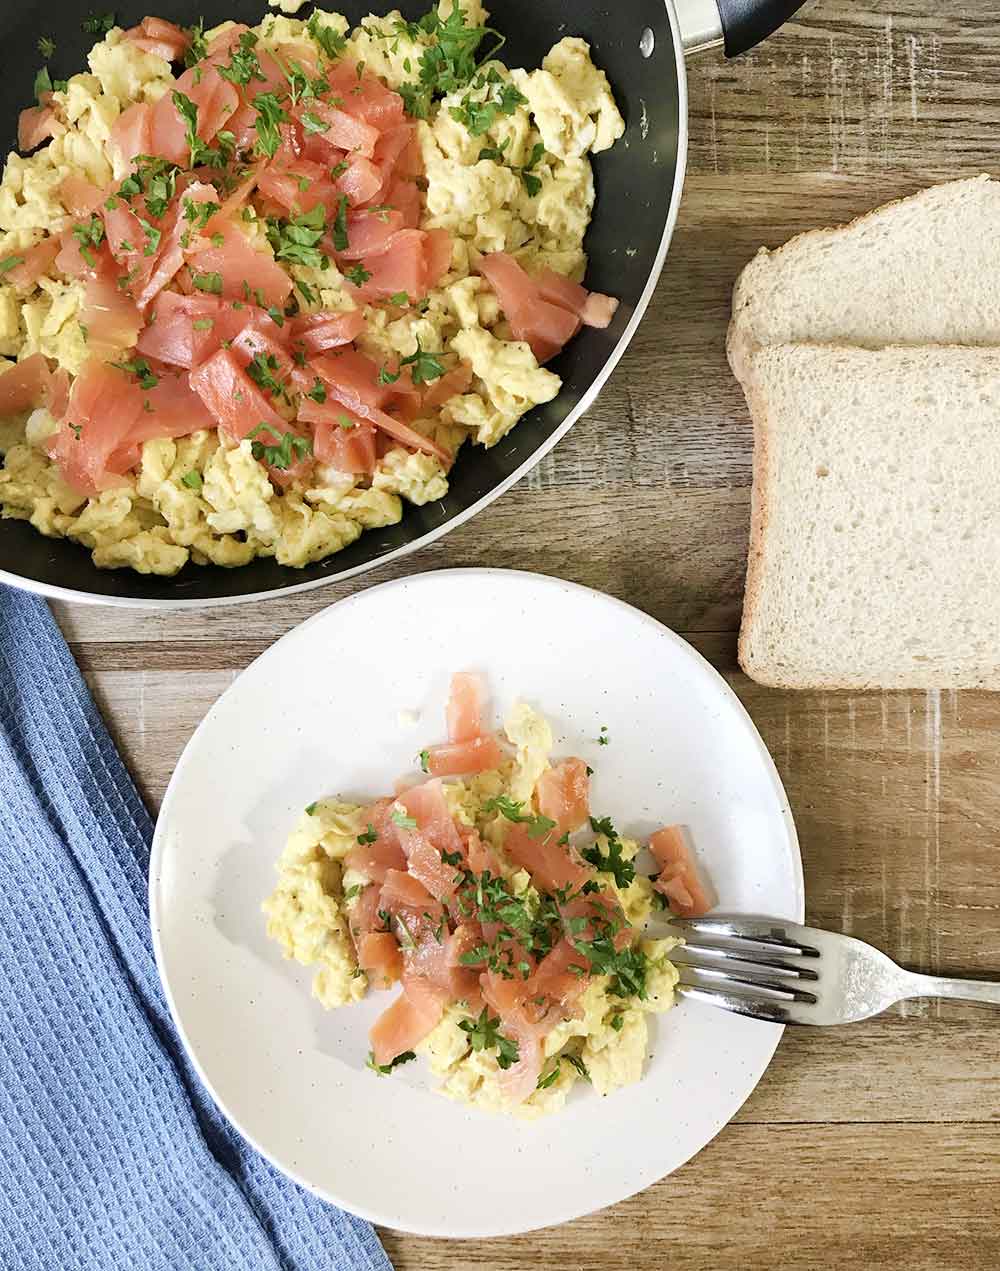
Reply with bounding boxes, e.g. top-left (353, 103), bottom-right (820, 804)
top-left (264, 704), bottom-right (680, 1119)
top-left (0, 6), bottom-right (623, 574)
